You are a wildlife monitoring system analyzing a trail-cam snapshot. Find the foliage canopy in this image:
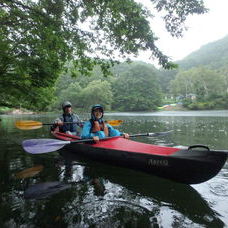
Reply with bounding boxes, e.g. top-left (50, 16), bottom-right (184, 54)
top-left (0, 0), bottom-right (207, 109)
top-left (112, 63), bottom-right (162, 111)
